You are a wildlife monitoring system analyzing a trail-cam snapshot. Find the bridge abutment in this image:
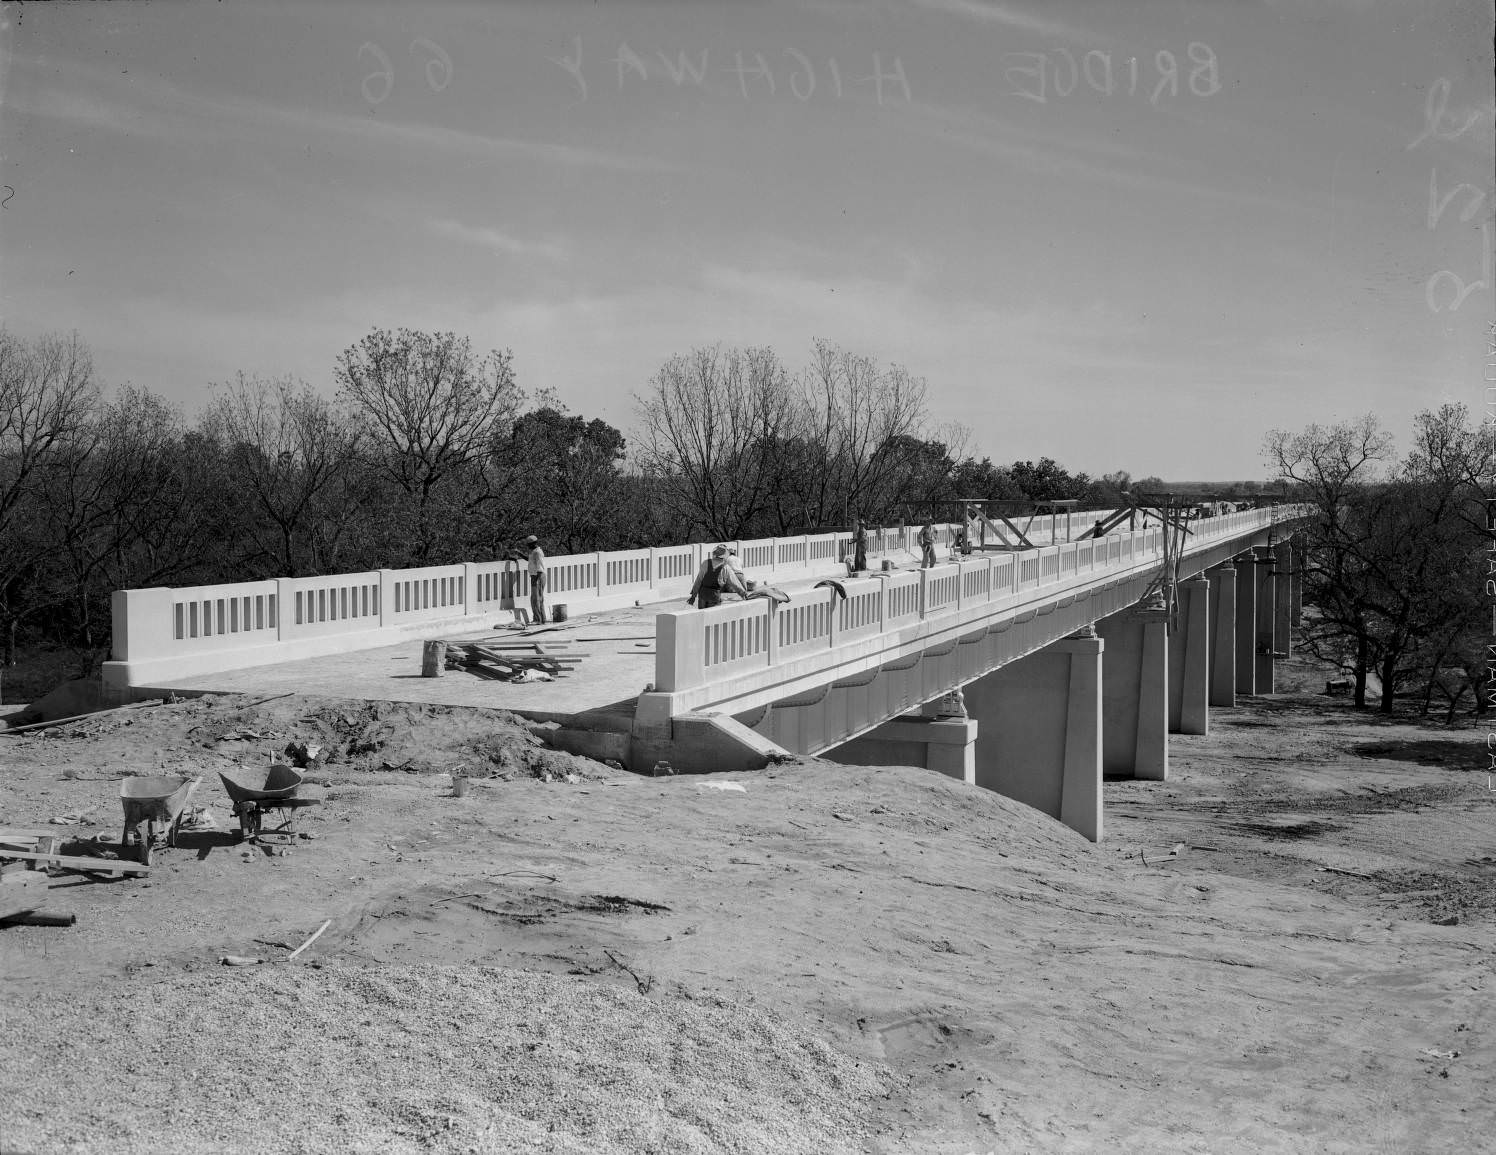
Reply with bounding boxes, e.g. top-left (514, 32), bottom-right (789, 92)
top-left (1206, 564), bottom-right (1237, 707)
top-left (1095, 607), bottom-right (1169, 782)
top-left (961, 633), bottom-right (1104, 843)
